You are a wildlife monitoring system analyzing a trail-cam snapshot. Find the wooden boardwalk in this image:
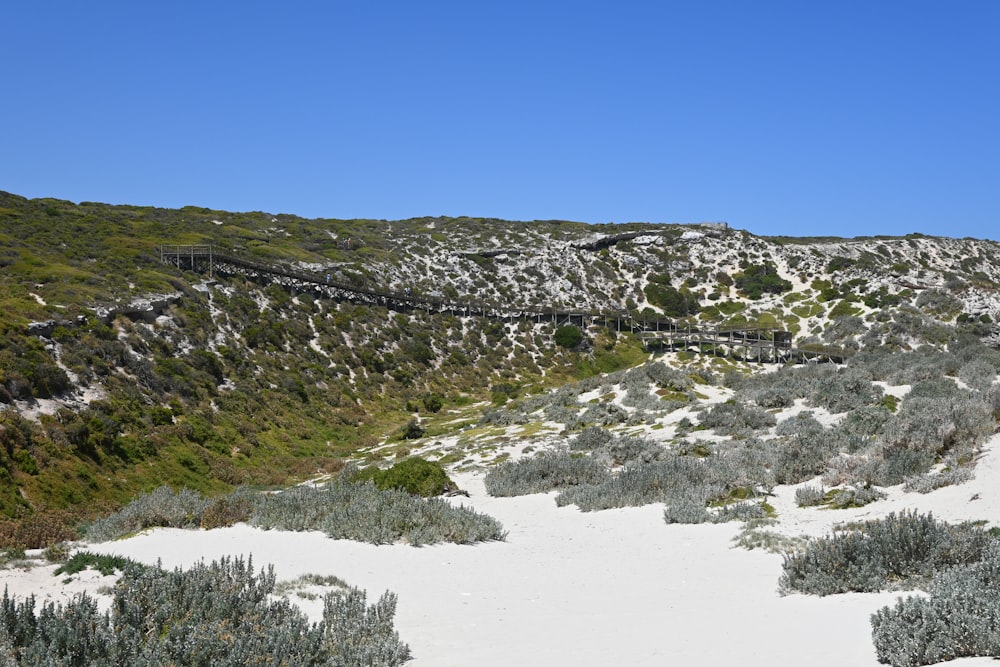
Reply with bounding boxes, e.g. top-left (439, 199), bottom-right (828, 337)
top-left (159, 245), bottom-right (622, 327)
top-left (159, 245), bottom-right (846, 363)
